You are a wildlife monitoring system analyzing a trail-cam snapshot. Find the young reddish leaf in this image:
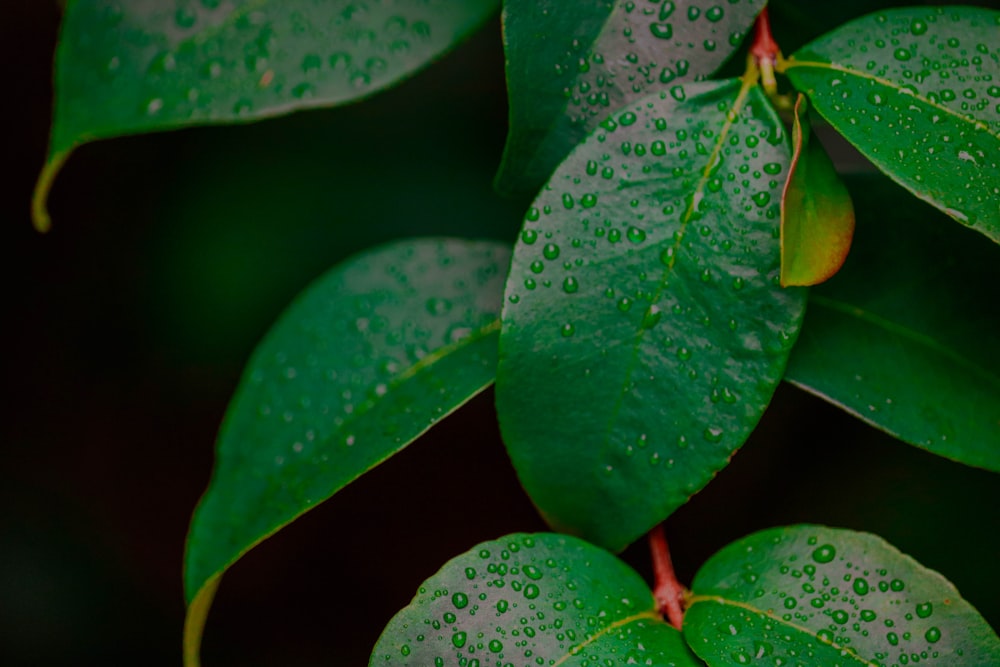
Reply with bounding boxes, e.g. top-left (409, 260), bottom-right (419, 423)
top-left (782, 6), bottom-right (1000, 244)
top-left (183, 239), bottom-right (508, 666)
top-left (685, 525), bottom-right (1000, 666)
top-left (370, 533), bottom-right (702, 667)
top-left (780, 93), bottom-right (855, 287)
top-left (33, 0), bottom-right (498, 231)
